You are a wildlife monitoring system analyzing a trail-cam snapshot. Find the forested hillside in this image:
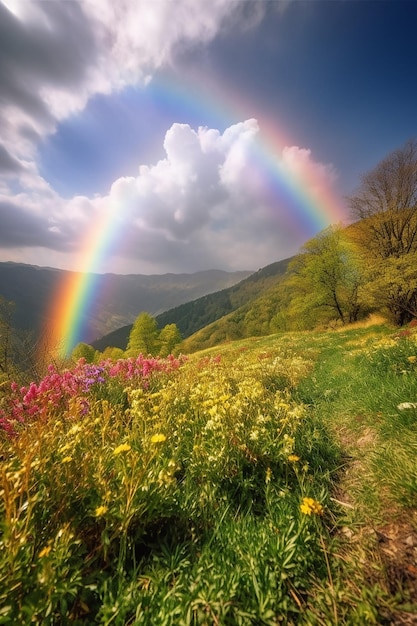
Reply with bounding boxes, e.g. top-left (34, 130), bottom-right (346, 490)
top-left (179, 280), bottom-right (288, 352)
top-left (92, 258), bottom-right (291, 351)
